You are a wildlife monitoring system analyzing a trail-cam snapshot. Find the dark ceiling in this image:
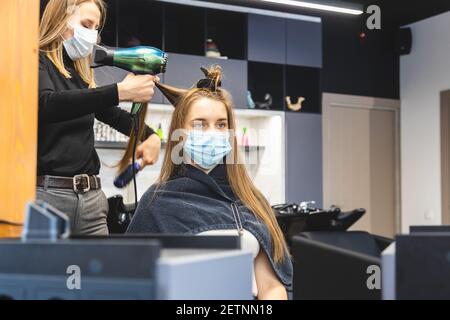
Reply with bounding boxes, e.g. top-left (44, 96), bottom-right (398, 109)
top-left (350, 0), bottom-right (450, 26)
top-left (200, 0), bottom-right (450, 27)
